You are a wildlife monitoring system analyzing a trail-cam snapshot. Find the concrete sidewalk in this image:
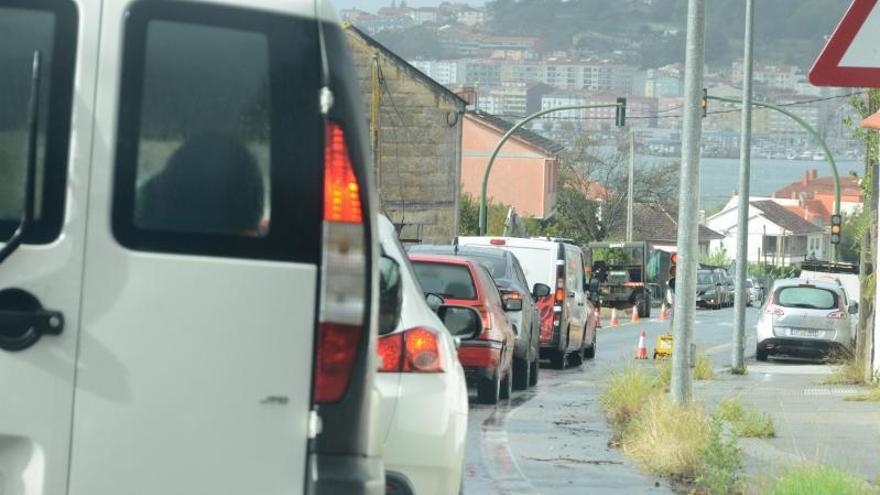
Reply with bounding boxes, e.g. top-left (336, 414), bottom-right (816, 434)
top-left (694, 360), bottom-right (880, 486)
